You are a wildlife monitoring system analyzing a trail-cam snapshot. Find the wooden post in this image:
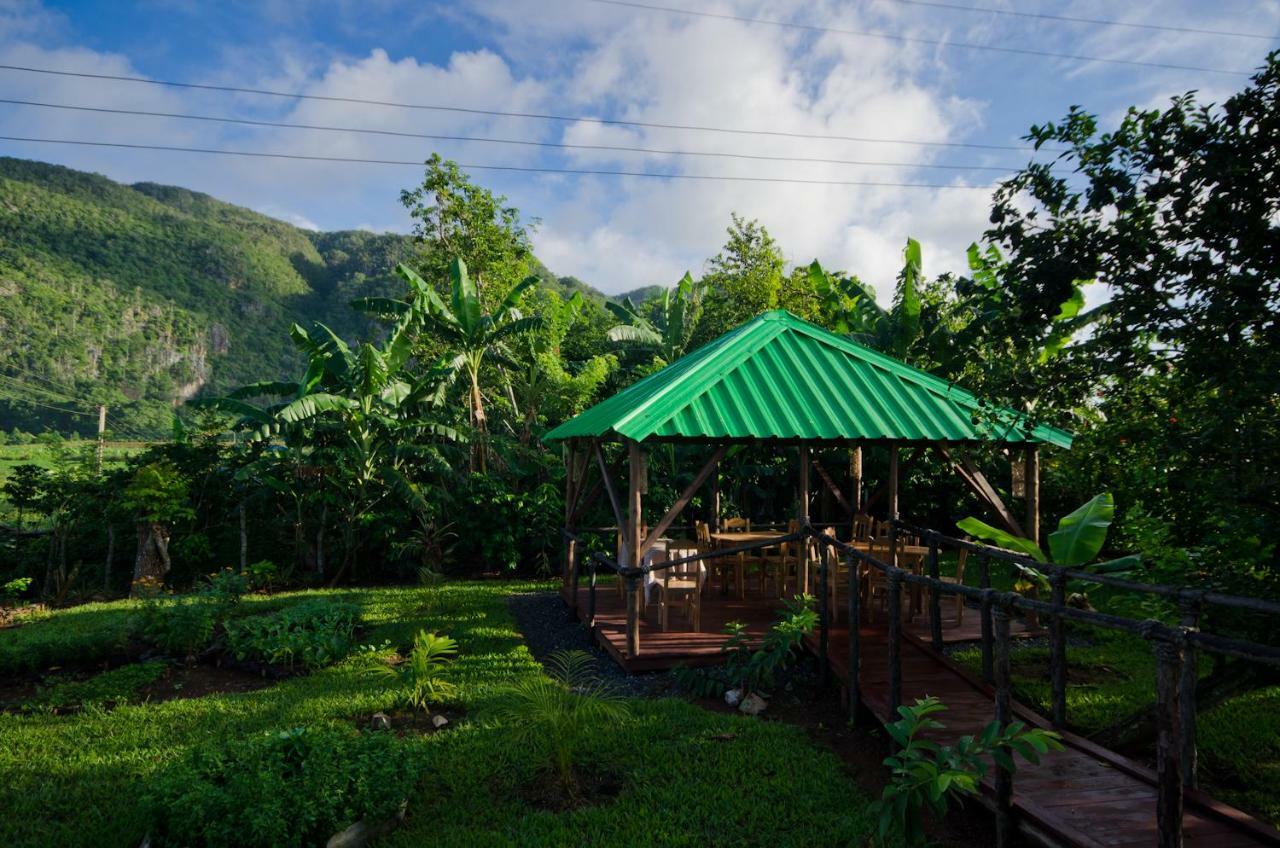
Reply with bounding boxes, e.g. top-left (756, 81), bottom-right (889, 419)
top-left (799, 443), bottom-right (811, 593)
top-left (1025, 445), bottom-right (1040, 545)
top-left (887, 569), bottom-right (903, 715)
top-left (709, 458), bottom-right (721, 532)
top-left (847, 552), bottom-right (861, 725)
top-left (95, 404), bottom-right (106, 474)
top-left (928, 536), bottom-right (943, 651)
top-left (1179, 595), bottom-right (1202, 789)
top-left (818, 540), bottom-right (829, 686)
top-left (587, 557), bottom-right (598, 627)
top-left (994, 604), bottom-right (1015, 848)
top-left (1154, 638), bottom-right (1185, 848)
top-left (1049, 569), bottom-right (1068, 727)
top-left (625, 439), bottom-right (645, 658)
top-left (980, 580), bottom-right (995, 684)
top-left (887, 442), bottom-right (900, 520)
top-left (238, 501), bottom-right (247, 573)
top-left (850, 445), bottom-right (863, 512)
